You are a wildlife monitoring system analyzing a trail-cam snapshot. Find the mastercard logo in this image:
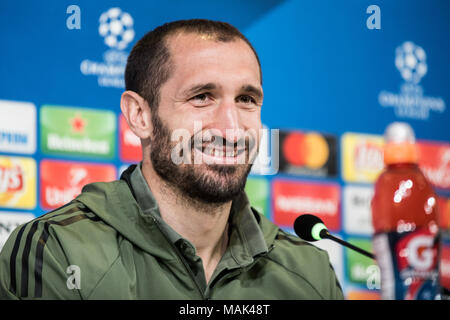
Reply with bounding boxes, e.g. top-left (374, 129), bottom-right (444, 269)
top-left (282, 132), bottom-right (329, 169)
